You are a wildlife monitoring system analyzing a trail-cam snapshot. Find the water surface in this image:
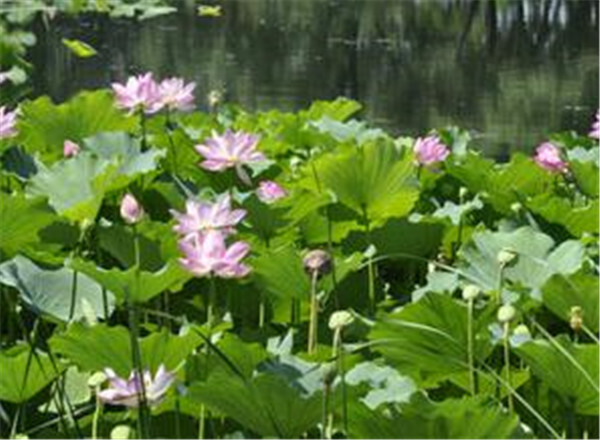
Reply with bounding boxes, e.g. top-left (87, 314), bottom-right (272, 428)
top-left (30, 0), bottom-right (599, 156)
